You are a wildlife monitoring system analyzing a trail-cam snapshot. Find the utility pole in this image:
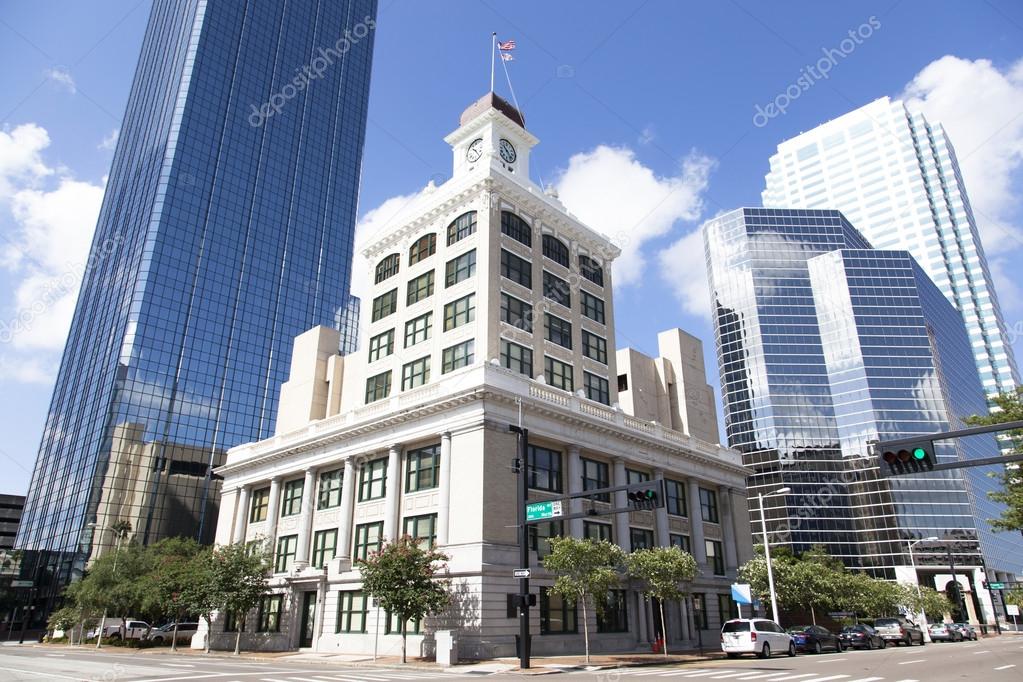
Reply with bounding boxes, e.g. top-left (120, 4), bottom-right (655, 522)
top-left (509, 424), bottom-right (530, 670)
